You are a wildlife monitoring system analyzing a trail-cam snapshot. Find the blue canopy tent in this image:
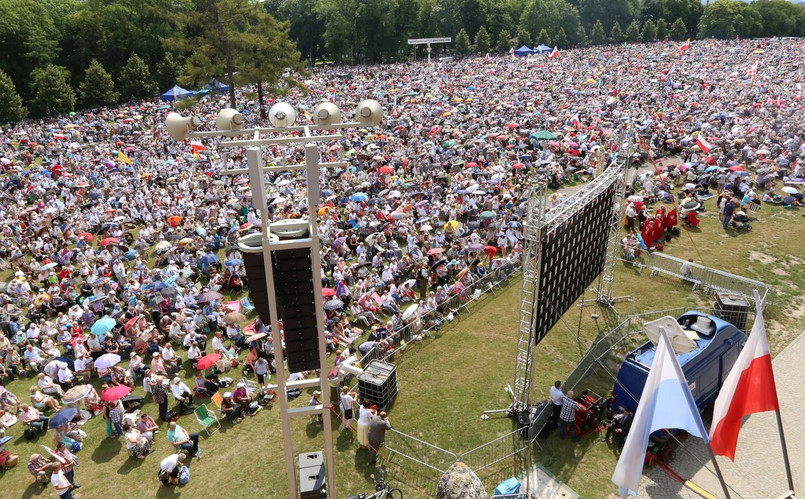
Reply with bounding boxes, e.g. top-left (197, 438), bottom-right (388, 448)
top-left (205, 79), bottom-right (231, 93)
top-left (160, 85), bottom-right (193, 102)
top-left (536, 43), bottom-right (552, 54)
top-left (513, 45), bottom-right (535, 57)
